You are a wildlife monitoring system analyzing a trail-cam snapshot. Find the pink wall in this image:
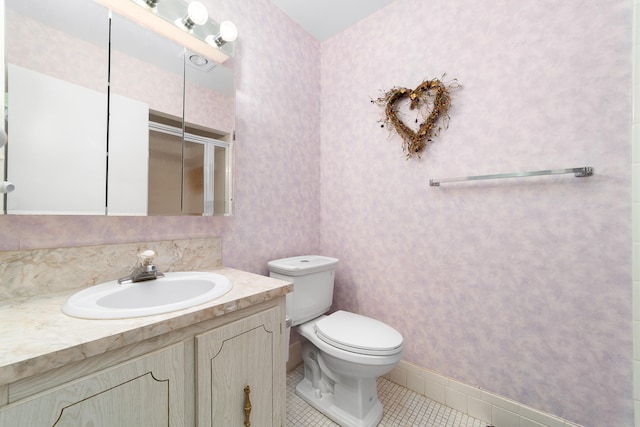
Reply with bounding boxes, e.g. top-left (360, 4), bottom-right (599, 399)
top-left (320, 0), bottom-right (632, 426)
top-left (0, 0), bottom-right (633, 425)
